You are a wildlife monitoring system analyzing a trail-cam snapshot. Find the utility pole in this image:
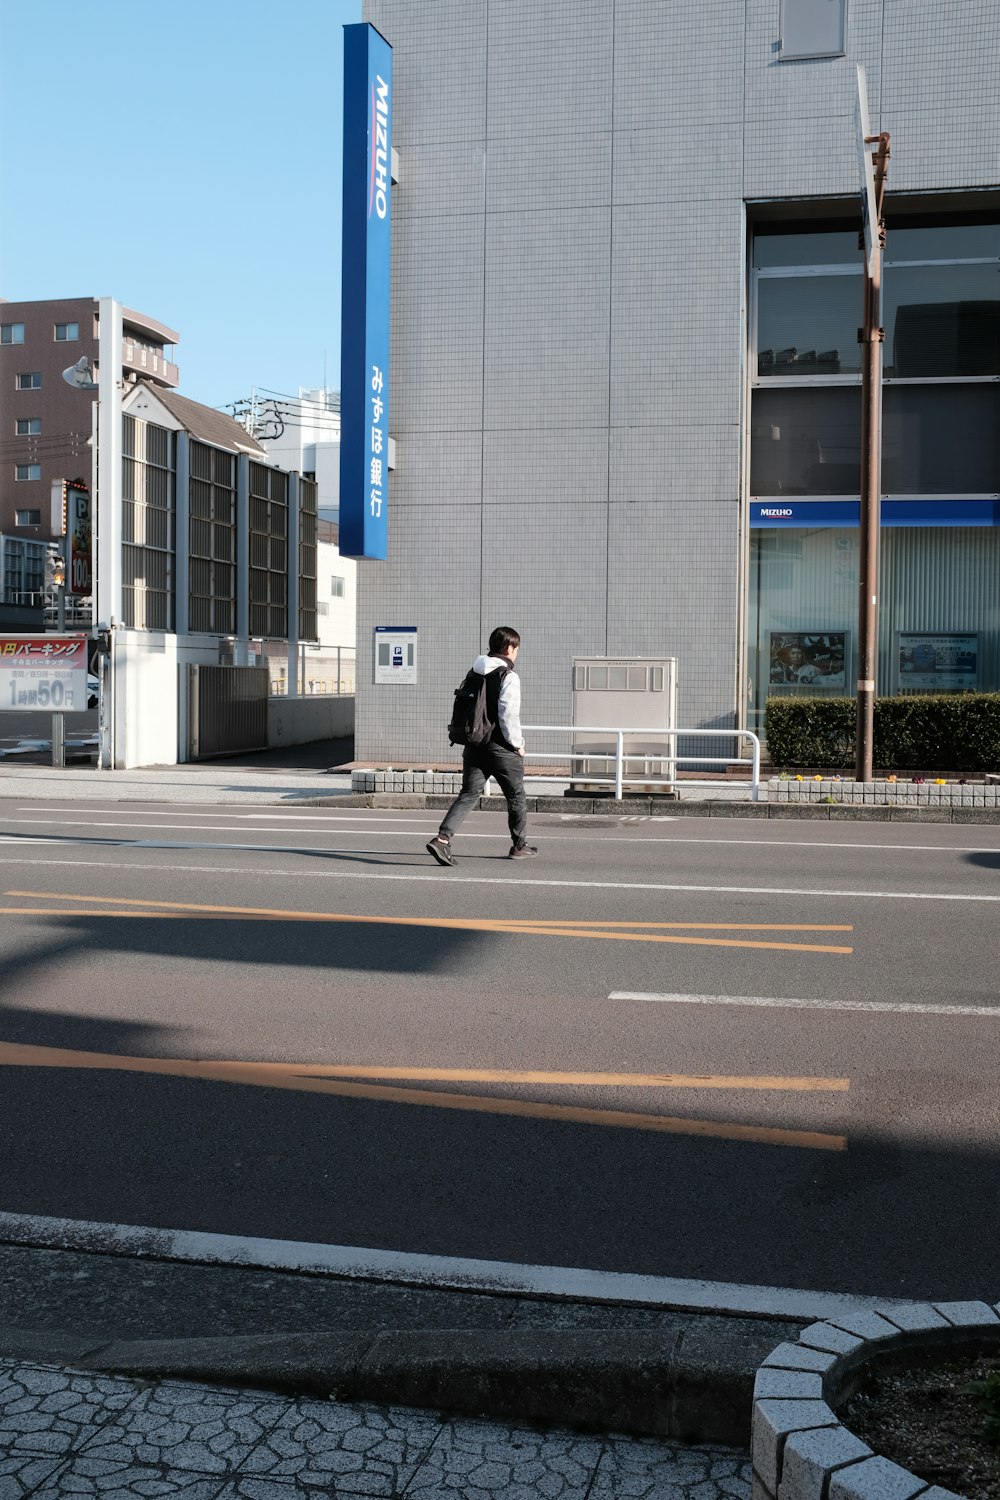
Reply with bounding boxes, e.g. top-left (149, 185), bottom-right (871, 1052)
top-left (855, 67), bottom-right (891, 783)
